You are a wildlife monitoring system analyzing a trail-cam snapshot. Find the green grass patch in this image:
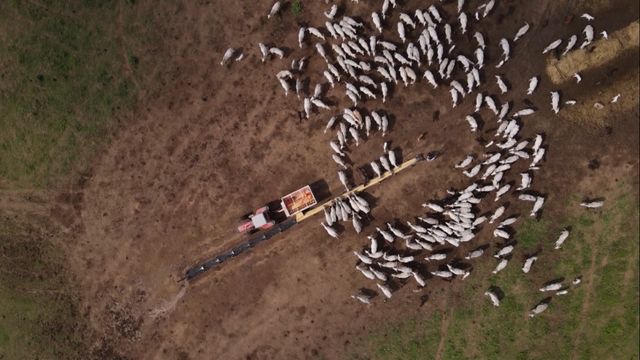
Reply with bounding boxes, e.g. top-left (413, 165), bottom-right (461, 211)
top-left (360, 314), bottom-right (443, 360)
top-left (574, 194), bottom-right (639, 359)
top-left (291, 0), bottom-right (303, 15)
top-left (0, 215), bottom-right (87, 359)
top-left (0, 0), bottom-right (159, 187)
top-left (515, 218), bottom-right (549, 250)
